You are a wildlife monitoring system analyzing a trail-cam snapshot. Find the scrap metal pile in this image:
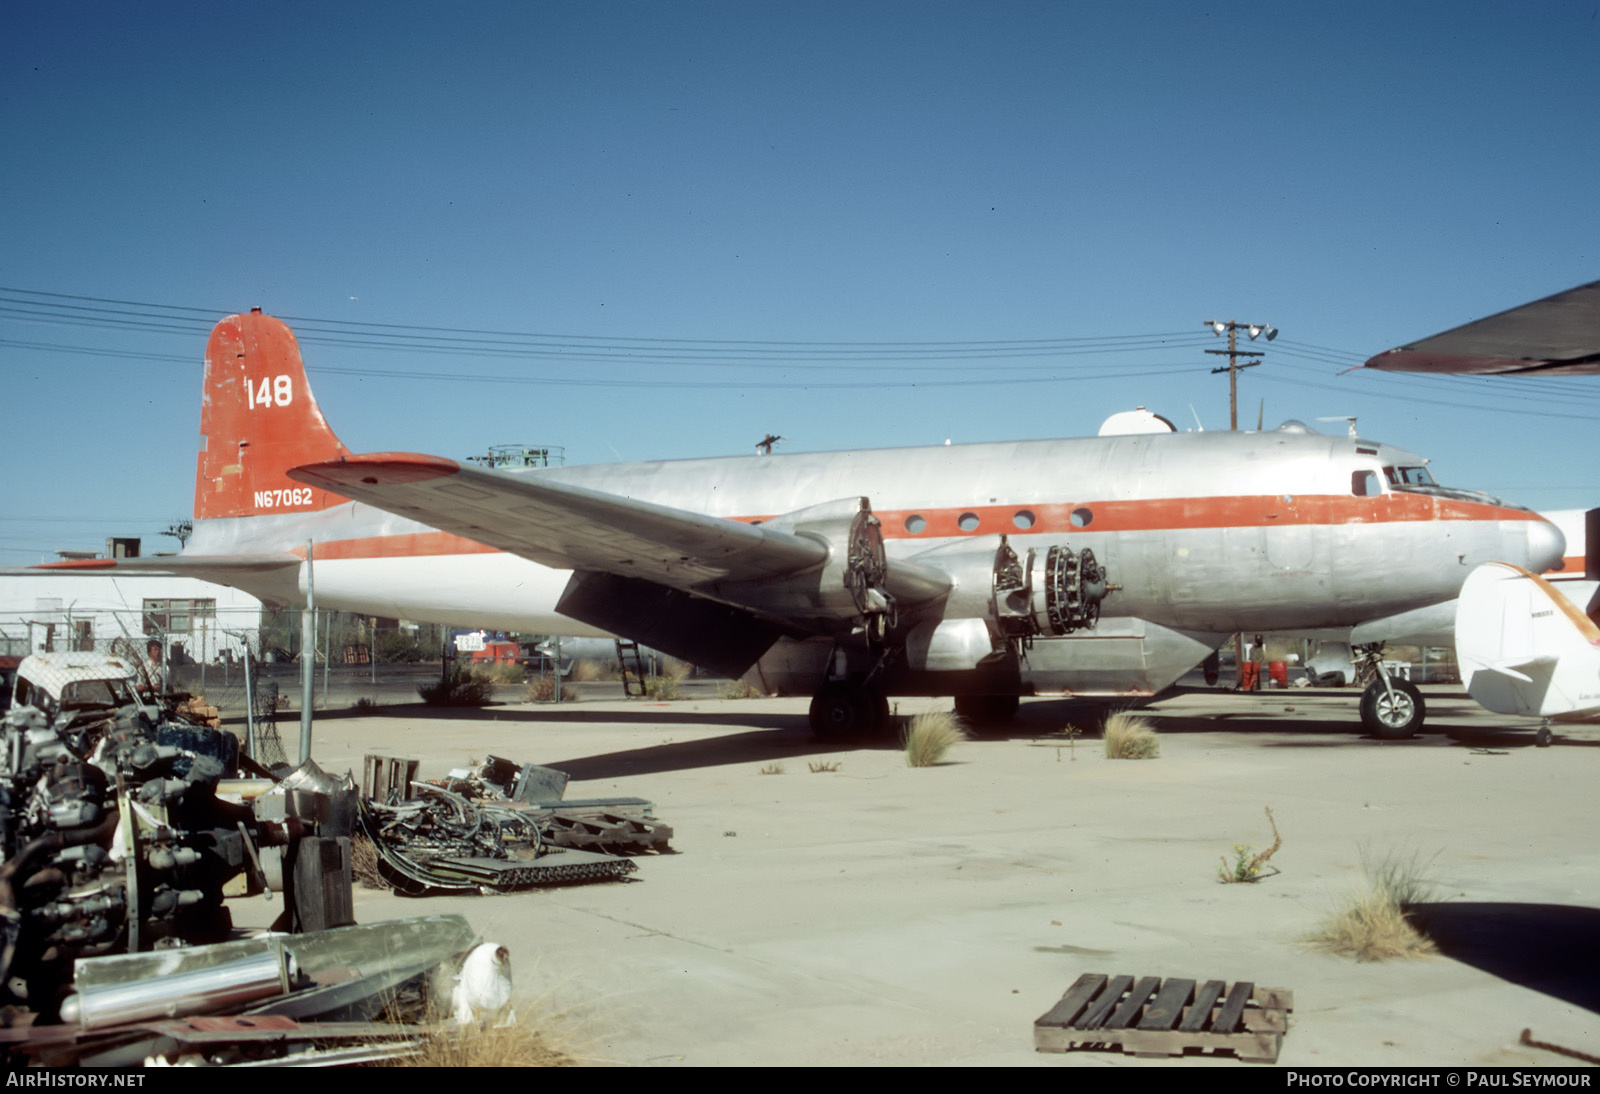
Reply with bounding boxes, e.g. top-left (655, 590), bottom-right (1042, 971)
top-left (360, 754), bottom-right (673, 895)
top-left (0, 653), bottom-right (282, 1014)
top-left (1, 915), bottom-right (510, 1066)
